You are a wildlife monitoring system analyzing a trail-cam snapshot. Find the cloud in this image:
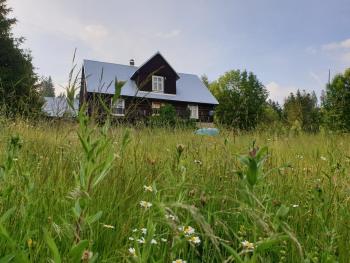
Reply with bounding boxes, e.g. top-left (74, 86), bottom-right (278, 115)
top-left (322, 38), bottom-right (350, 50)
top-left (309, 71), bottom-right (324, 86)
top-left (340, 51), bottom-right (350, 63)
top-left (156, 29), bottom-right (181, 39)
top-left (80, 25), bottom-right (109, 42)
top-left (265, 81), bottom-right (298, 104)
